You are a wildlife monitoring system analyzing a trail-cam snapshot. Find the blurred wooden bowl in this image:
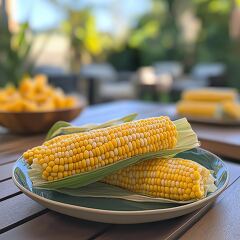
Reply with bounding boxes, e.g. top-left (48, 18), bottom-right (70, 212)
top-left (0, 100), bottom-right (86, 134)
